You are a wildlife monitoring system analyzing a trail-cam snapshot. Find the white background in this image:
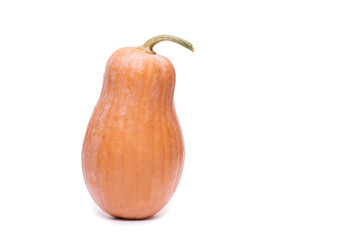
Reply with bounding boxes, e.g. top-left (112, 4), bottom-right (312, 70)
top-left (0, 0), bottom-right (359, 239)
